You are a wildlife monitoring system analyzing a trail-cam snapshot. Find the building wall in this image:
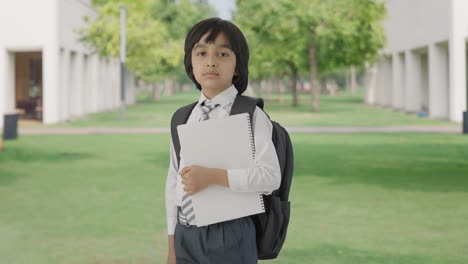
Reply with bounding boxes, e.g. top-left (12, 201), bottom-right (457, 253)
top-left (449, 0), bottom-right (468, 122)
top-left (0, 0), bottom-right (136, 127)
top-left (0, 0), bottom-right (56, 48)
top-left (59, 0), bottom-right (96, 53)
top-left (383, 0), bottom-right (451, 53)
top-left (0, 0), bottom-right (57, 126)
top-left (368, 0), bottom-right (468, 122)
